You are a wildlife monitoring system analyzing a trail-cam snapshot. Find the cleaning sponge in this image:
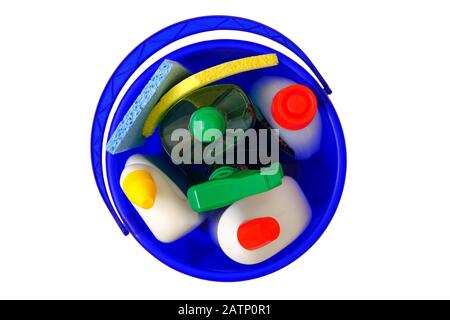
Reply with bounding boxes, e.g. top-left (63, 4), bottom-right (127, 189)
top-left (106, 60), bottom-right (190, 154)
top-left (142, 54), bottom-right (279, 137)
